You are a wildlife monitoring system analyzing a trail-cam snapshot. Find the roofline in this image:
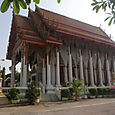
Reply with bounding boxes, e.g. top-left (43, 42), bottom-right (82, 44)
top-left (99, 27), bottom-right (113, 42)
top-left (38, 6), bottom-right (105, 33)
